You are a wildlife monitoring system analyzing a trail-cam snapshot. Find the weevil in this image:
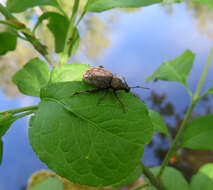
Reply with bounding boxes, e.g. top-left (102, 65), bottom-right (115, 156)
top-left (72, 66), bottom-right (148, 112)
